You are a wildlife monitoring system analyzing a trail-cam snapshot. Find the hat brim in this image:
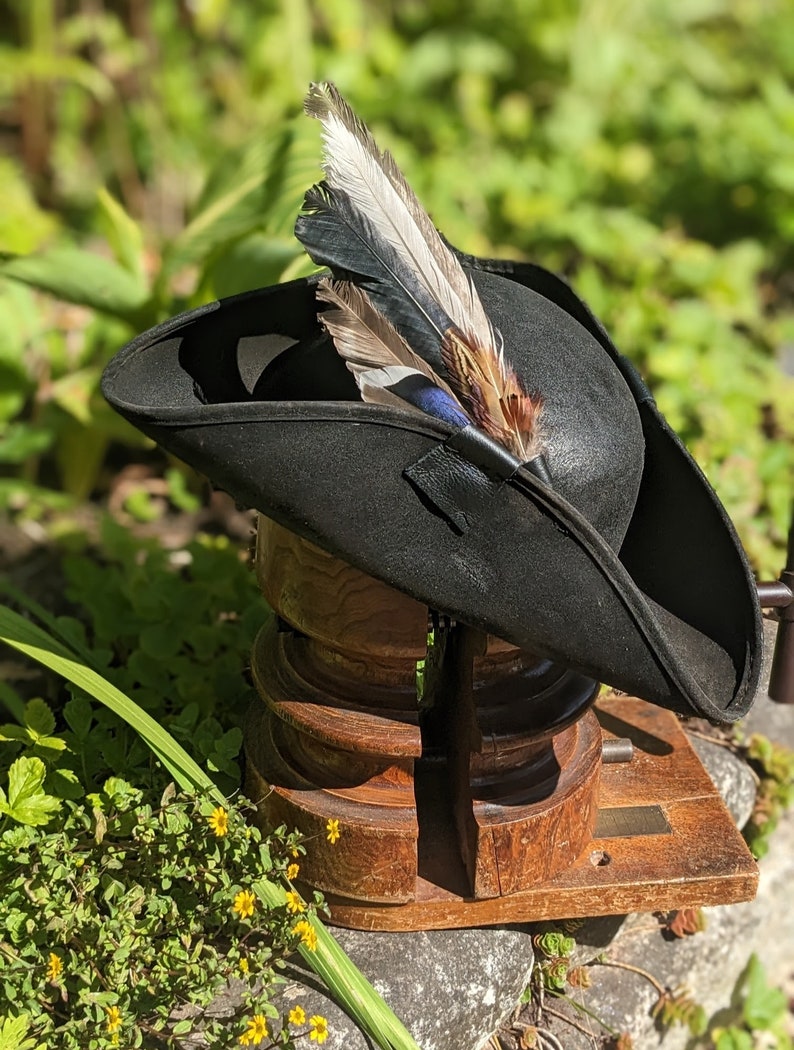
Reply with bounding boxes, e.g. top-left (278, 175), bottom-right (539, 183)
top-left (101, 265), bottom-right (762, 723)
